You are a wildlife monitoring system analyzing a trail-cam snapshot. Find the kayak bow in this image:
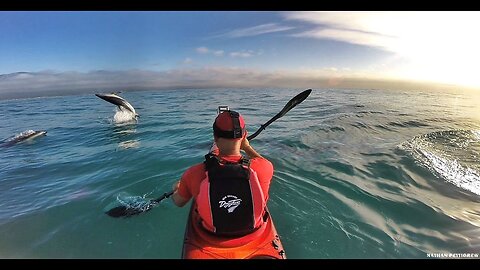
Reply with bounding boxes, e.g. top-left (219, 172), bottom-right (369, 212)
top-left (182, 201), bottom-right (286, 259)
